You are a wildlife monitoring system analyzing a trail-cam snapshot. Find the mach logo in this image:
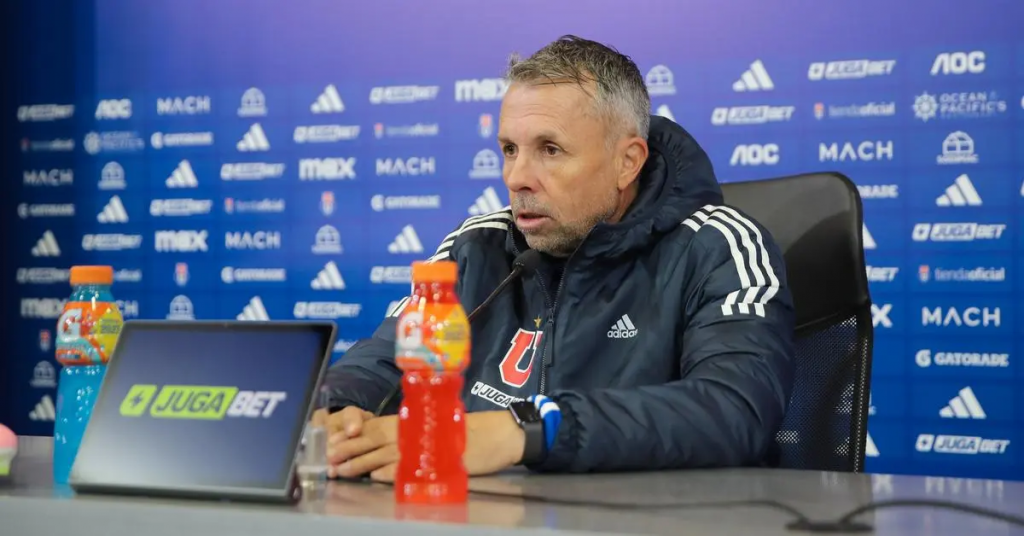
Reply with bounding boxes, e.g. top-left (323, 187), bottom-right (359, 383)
top-left (499, 329), bottom-right (543, 388)
top-left (120, 384), bottom-right (286, 419)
